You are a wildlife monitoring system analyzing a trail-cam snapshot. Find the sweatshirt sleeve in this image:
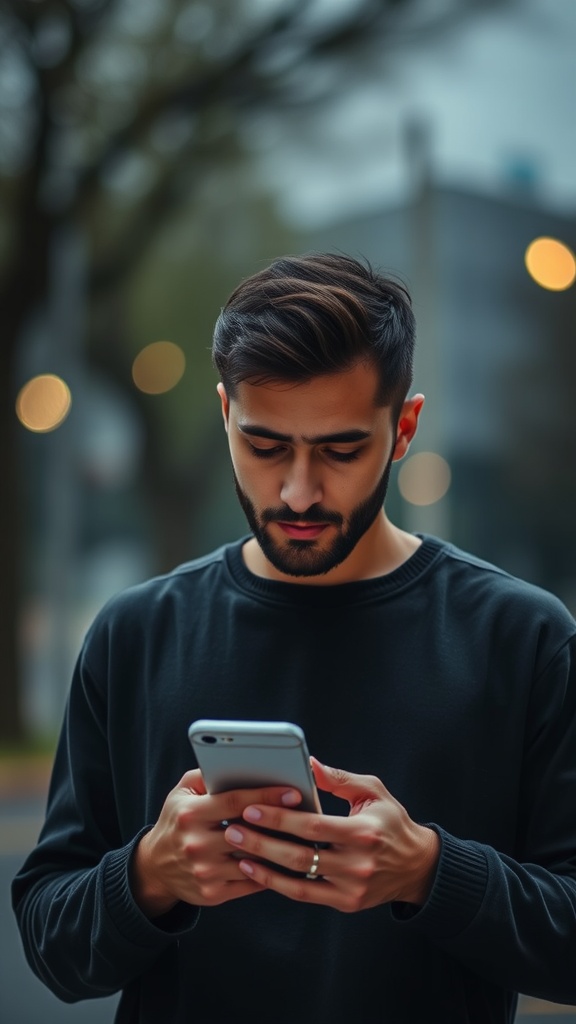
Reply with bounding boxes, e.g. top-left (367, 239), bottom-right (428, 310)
top-left (11, 637), bottom-right (200, 1004)
top-left (392, 634), bottom-right (576, 1004)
